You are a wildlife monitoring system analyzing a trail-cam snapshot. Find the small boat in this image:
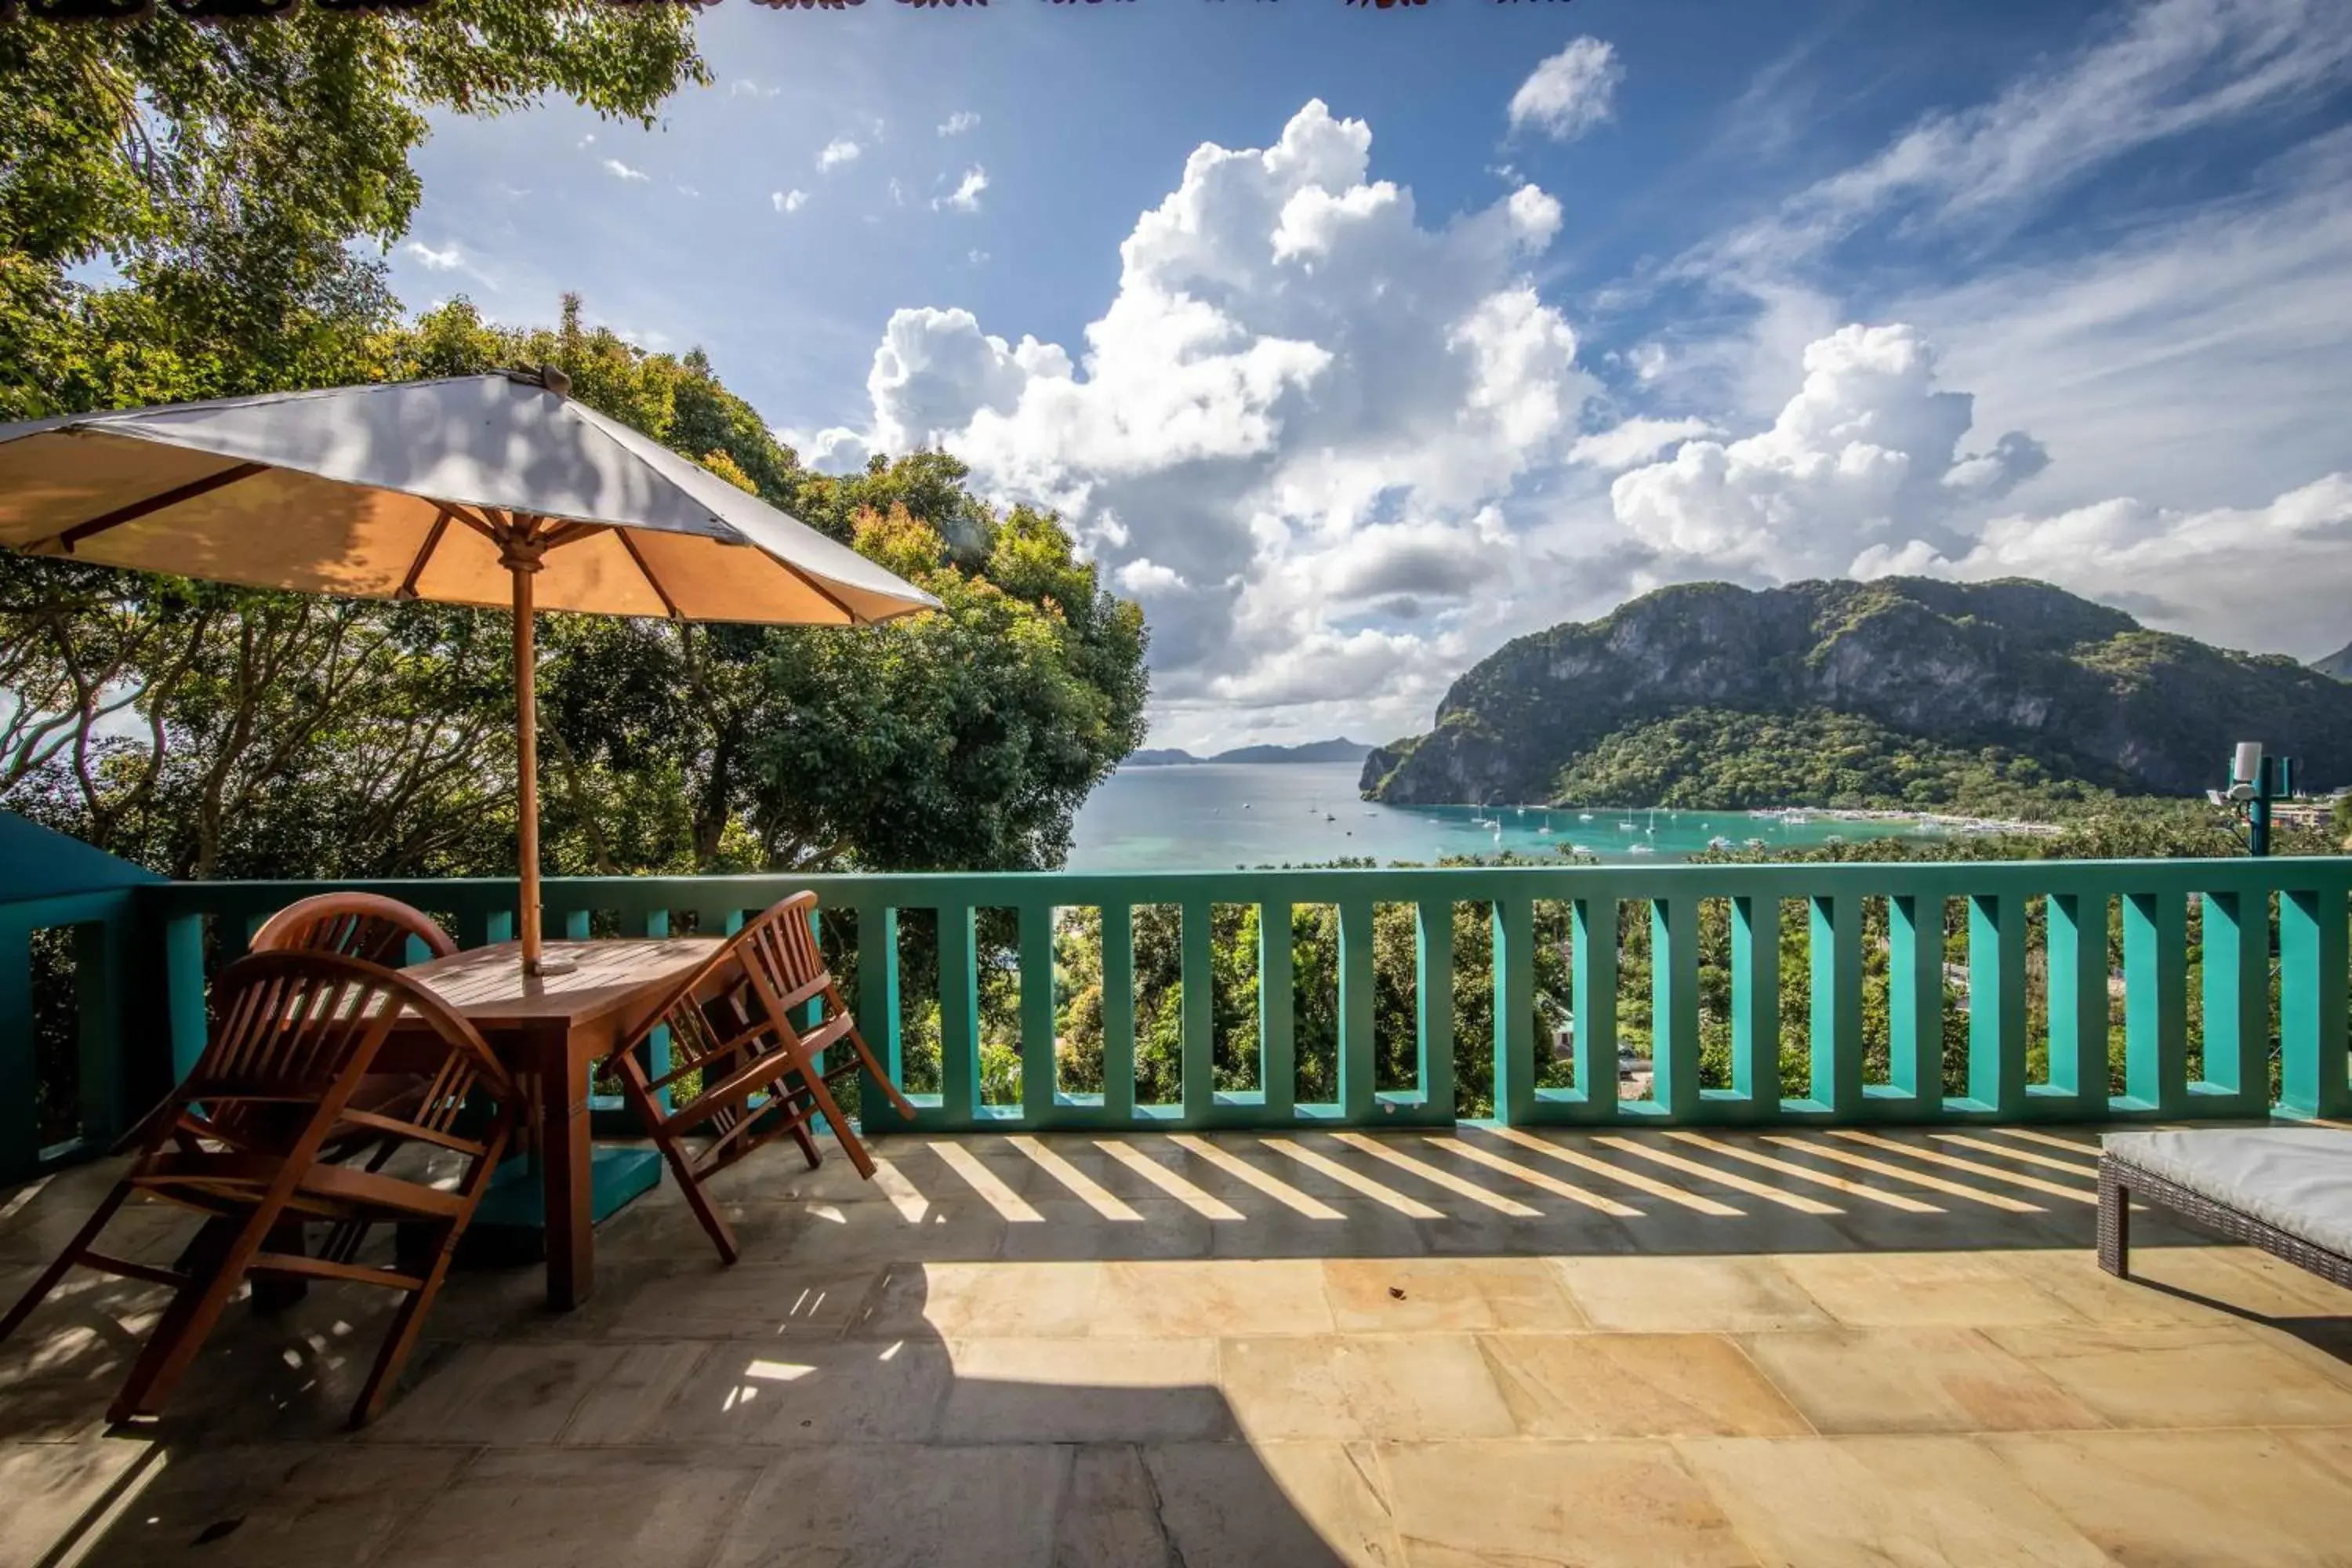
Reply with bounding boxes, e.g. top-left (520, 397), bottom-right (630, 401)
top-left (1537, 826), bottom-right (1552, 836)
top-left (1744, 837), bottom-right (1766, 849)
top-left (1629, 843), bottom-right (1657, 855)
top-left (1578, 812), bottom-right (1595, 822)
top-left (1242, 803), bottom-right (1250, 810)
top-left (1617, 821), bottom-right (1636, 832)
top-left (1708, 836), bottom-right (1733, 851)
top-left (1325, 813), bottom-right (1336, 822)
